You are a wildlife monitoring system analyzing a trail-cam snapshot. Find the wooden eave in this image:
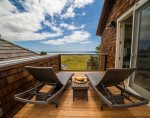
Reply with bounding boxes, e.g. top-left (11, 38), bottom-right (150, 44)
top-left (96, 0), bottom-right (115, 36)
